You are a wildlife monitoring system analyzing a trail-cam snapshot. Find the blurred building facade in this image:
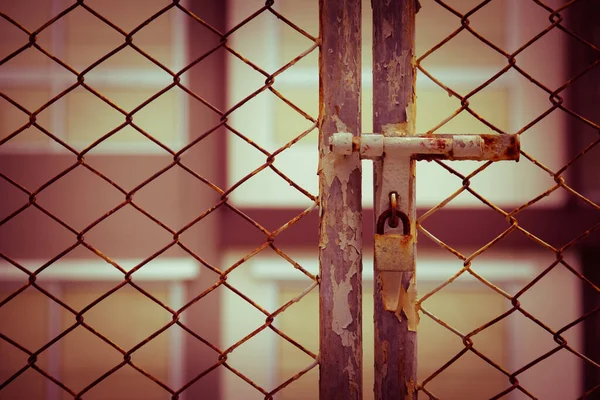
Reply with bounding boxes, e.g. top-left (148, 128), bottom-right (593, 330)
top-left (0, 0), bottom-right (598, 399)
